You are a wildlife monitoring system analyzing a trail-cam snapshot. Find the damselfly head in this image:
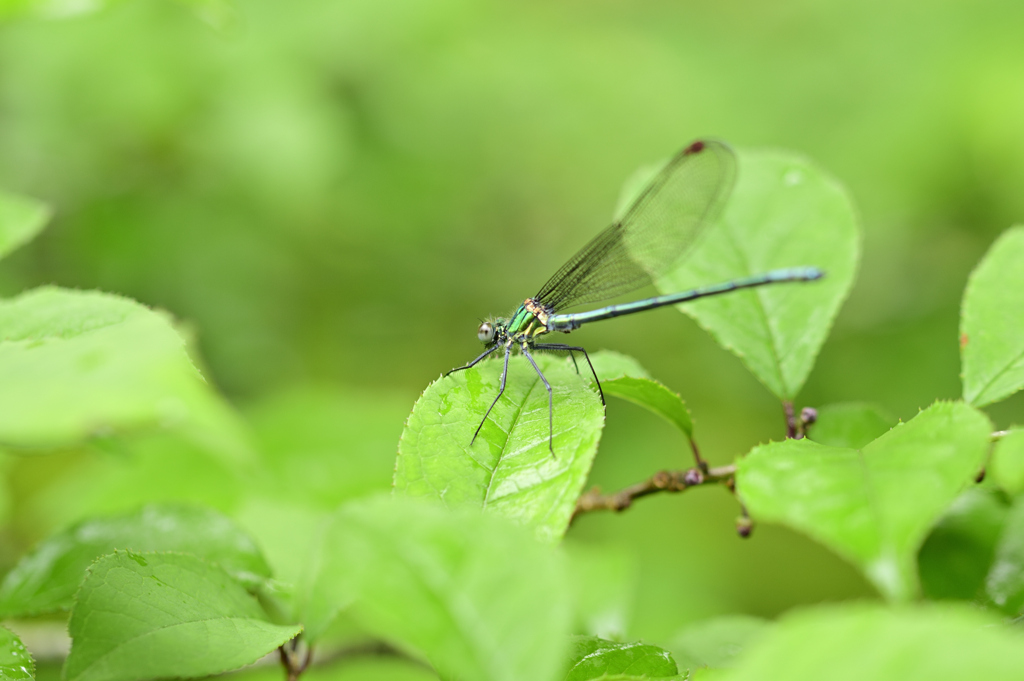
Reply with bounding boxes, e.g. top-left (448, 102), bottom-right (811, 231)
top-left (477, 322), bottom-right (494, 343)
